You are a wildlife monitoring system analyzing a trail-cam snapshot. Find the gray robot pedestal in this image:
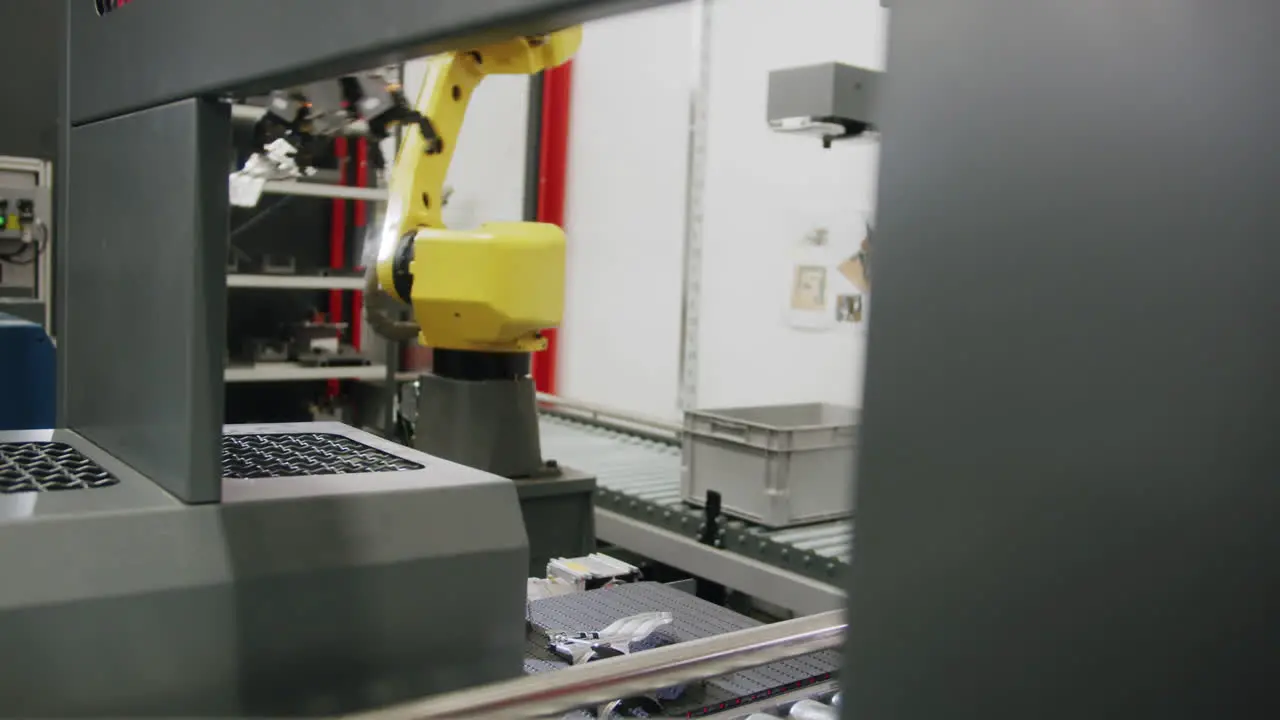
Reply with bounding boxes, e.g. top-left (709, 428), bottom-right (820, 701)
top-left (0, 423), bottom-right (527, 717)
top-left (416, 373), bottom-right (596, 575)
